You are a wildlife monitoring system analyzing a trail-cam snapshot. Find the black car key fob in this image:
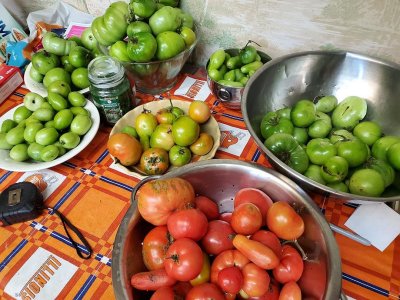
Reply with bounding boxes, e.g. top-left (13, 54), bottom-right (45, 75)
top-left (0, 182), bottom-right (44, 226)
